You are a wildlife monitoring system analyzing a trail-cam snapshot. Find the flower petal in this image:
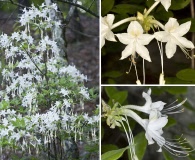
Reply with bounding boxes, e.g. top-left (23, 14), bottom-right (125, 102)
top-left (105, 31), bottom-right (116, 42)
top-left (154, 31), bottom-right (169, 42)
top-left (127, 21), bottom-right (143, 35)
top-left (135, 43), bottom-right (151, 62)
top-left (165, 41), bottom-right (177, 58)
top-left (138, 34), bottom-right (154, 45)
top-left (165, 18), bottom-right (179, 31)
top-left (160, 0), bottom-right (171, 11)
top-left (151, 101), bottom-right (166, 111)
top-left (120, 43), bottom-right (135, 60)
top-left (106, 14), bottom-right (115, 27)
top-left (101, 36), bottom-right (105, 48)
top-left (116, 33), bottom-right (132, 45)
top-left (149, 117), bottom-right (168, 130)
top-left (177, 36), bottom-right (195, 49)
top-left (174, 21), bottom-right (191, 37)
